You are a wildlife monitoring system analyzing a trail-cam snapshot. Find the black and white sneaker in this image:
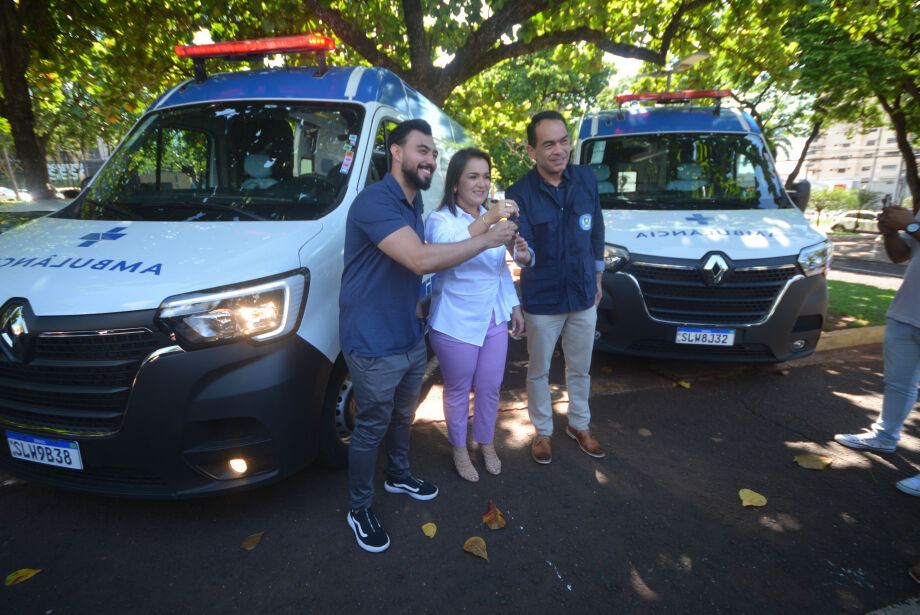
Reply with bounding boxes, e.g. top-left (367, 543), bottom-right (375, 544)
top-left (384, 475), bottom-right (439, 500)
top-left (347, 507), bottom-right (390, 553)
